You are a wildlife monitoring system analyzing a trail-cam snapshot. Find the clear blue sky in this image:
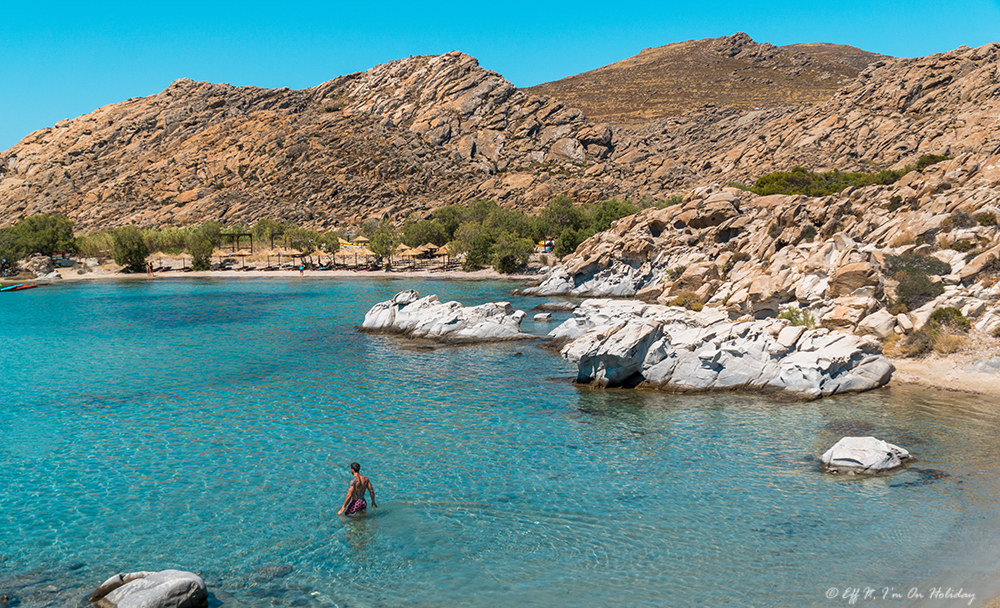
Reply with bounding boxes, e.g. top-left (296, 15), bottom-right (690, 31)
top-left (2, 0), bottom-right (998, 150)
